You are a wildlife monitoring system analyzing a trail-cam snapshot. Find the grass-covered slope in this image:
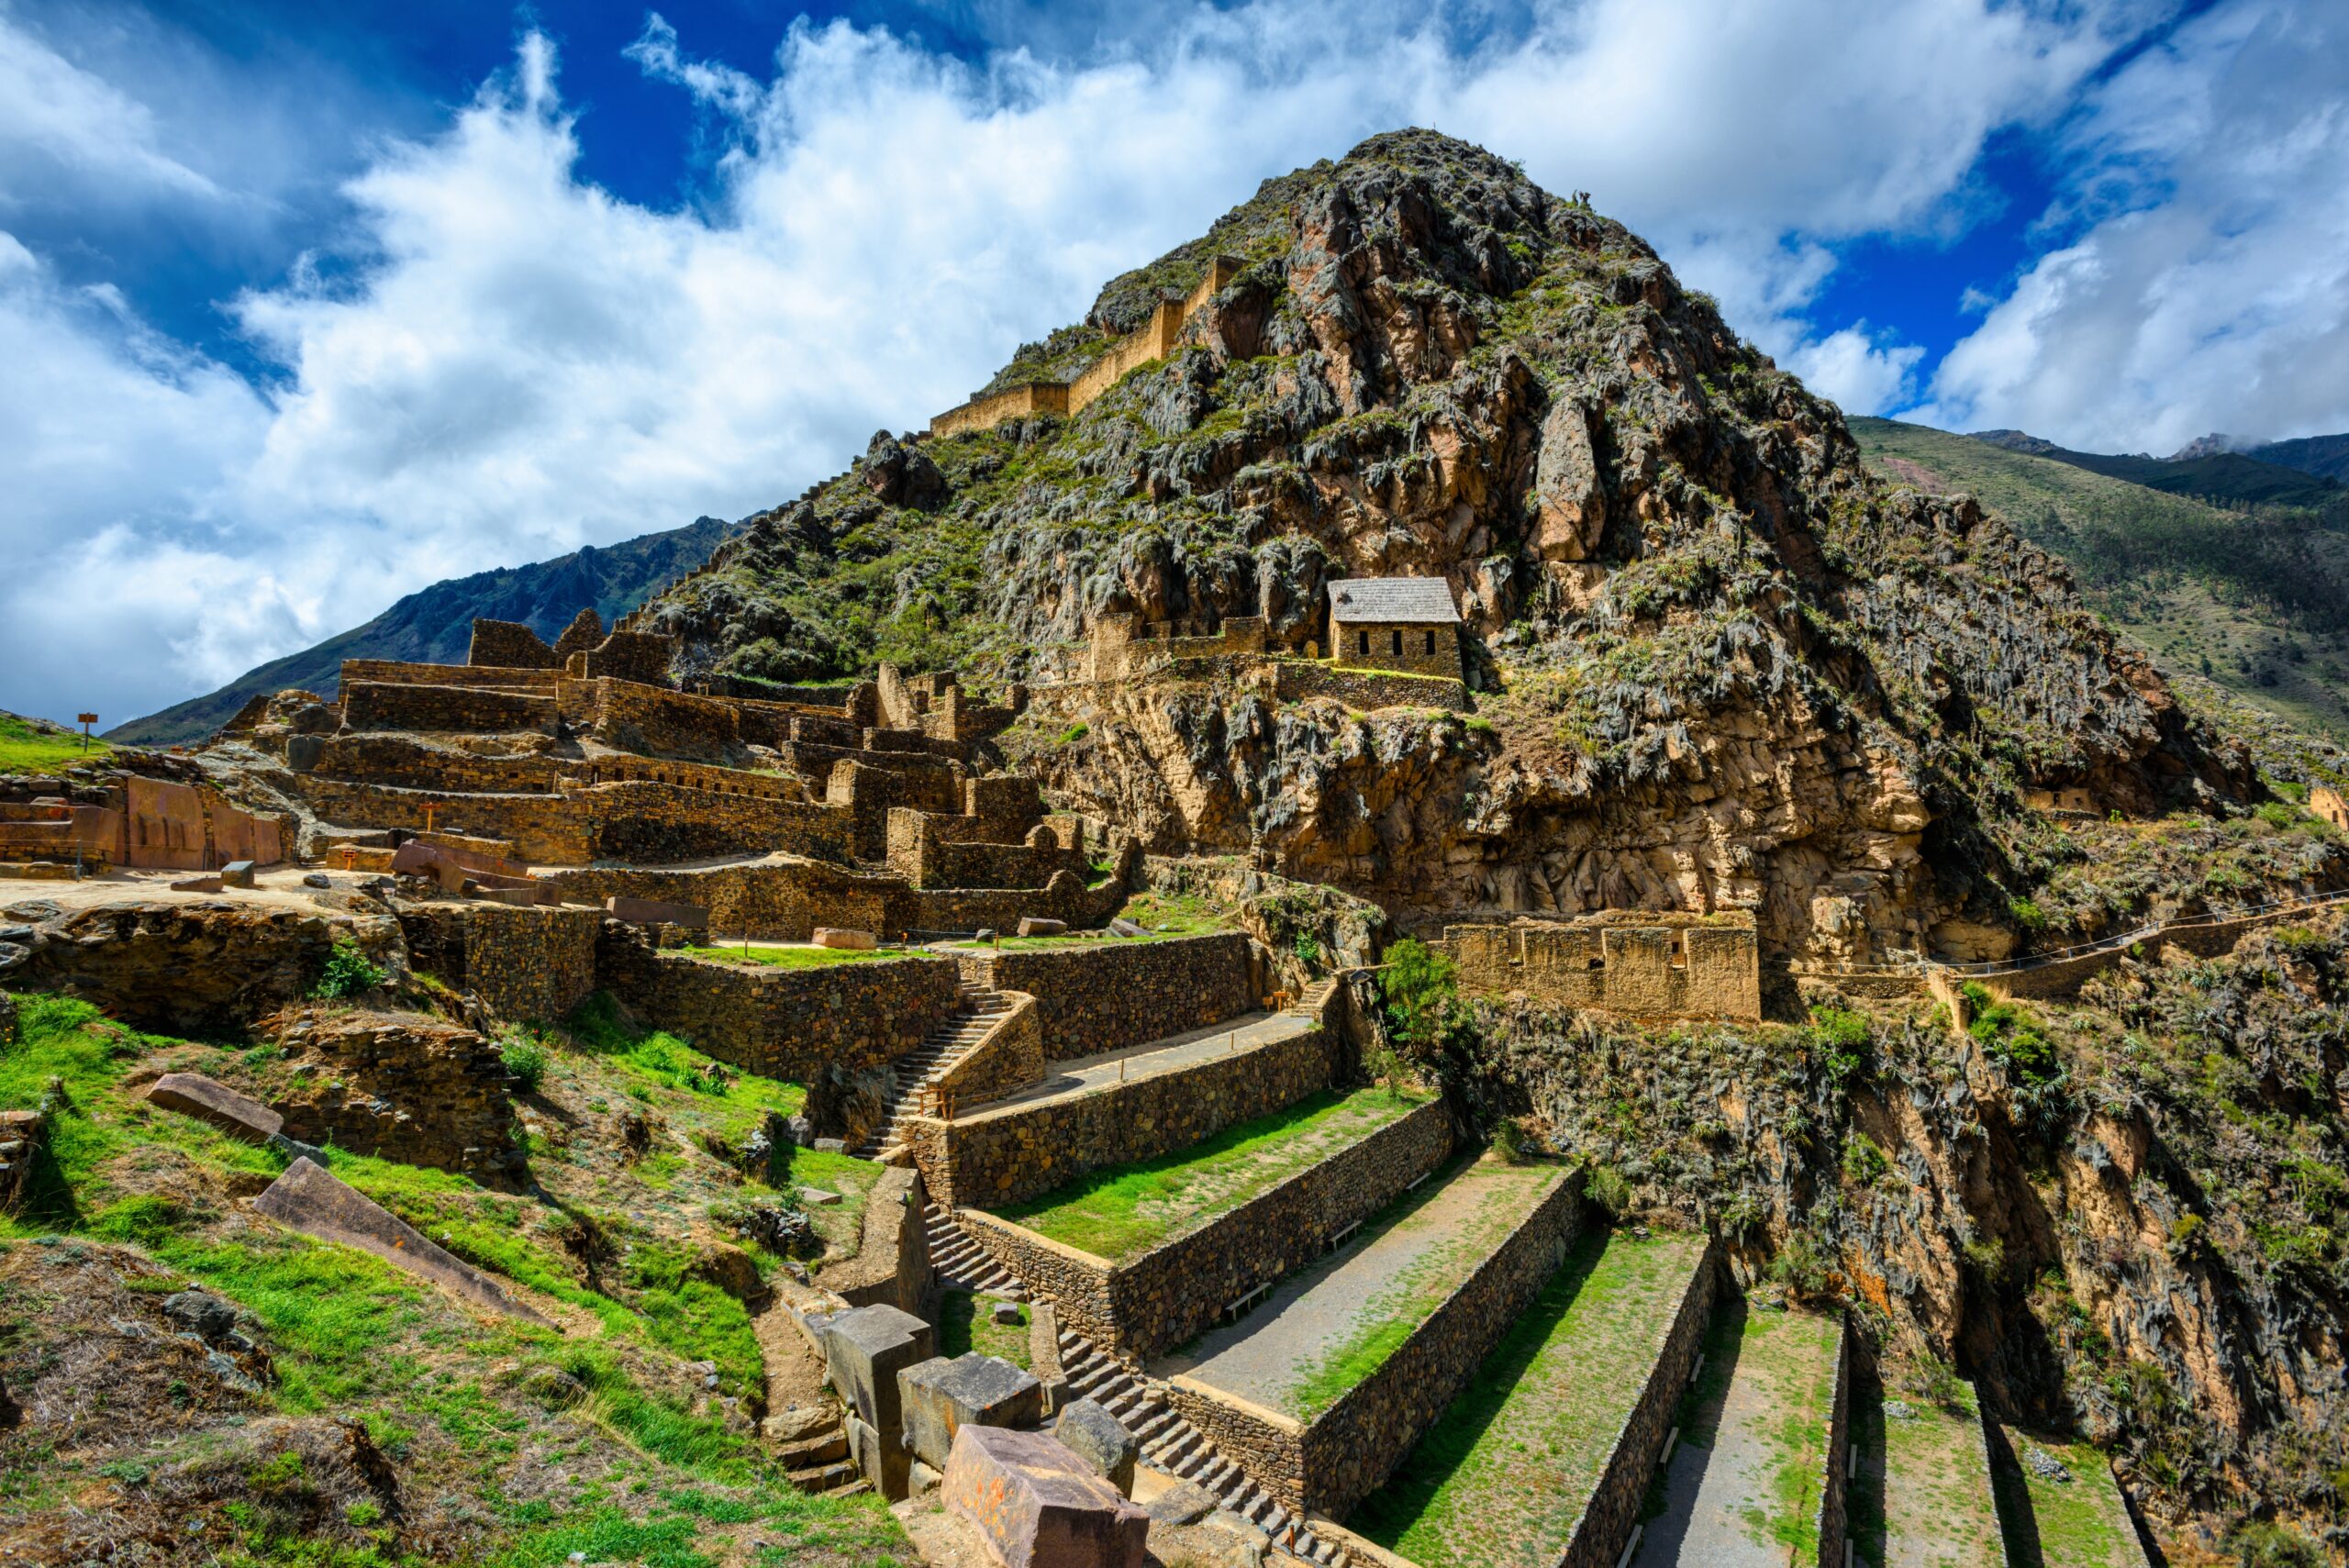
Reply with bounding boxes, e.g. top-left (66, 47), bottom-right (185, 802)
top-left (1854, 417), bottom-right (2349, 740)
top-left (0, 989), bottom-right (913, 1567)
top-left (0, 709), bottom-right (110, 773)
top-left (1969, 428), bottom-right (2347, 511)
